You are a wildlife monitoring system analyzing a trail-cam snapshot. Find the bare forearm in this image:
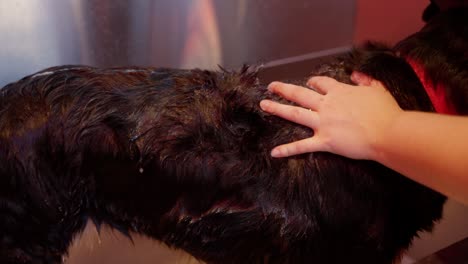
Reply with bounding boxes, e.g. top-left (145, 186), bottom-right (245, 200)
top-left (374, 111), bottom-right (468, 204)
